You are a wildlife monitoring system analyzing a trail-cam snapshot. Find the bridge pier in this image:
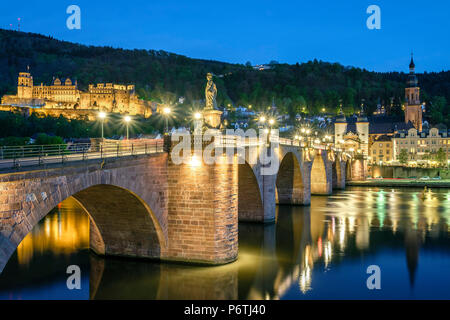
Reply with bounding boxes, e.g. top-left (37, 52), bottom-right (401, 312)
top-left (165, 136), bottom-right (239, 265)
top-left (311, 150), bottom-right (333, 195)
top-left (332, 160), bottom-right (346, 189)
top-left (348, 157), bottom-right (367, 181)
